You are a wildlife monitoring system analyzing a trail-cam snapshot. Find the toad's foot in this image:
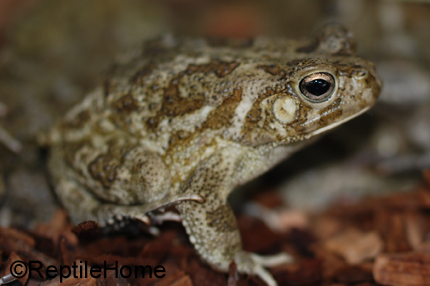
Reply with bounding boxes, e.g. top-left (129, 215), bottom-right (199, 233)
top-left (235, 251), bottom-right (293, 286)
top-left (177, 198), bottom-right (292, 286)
